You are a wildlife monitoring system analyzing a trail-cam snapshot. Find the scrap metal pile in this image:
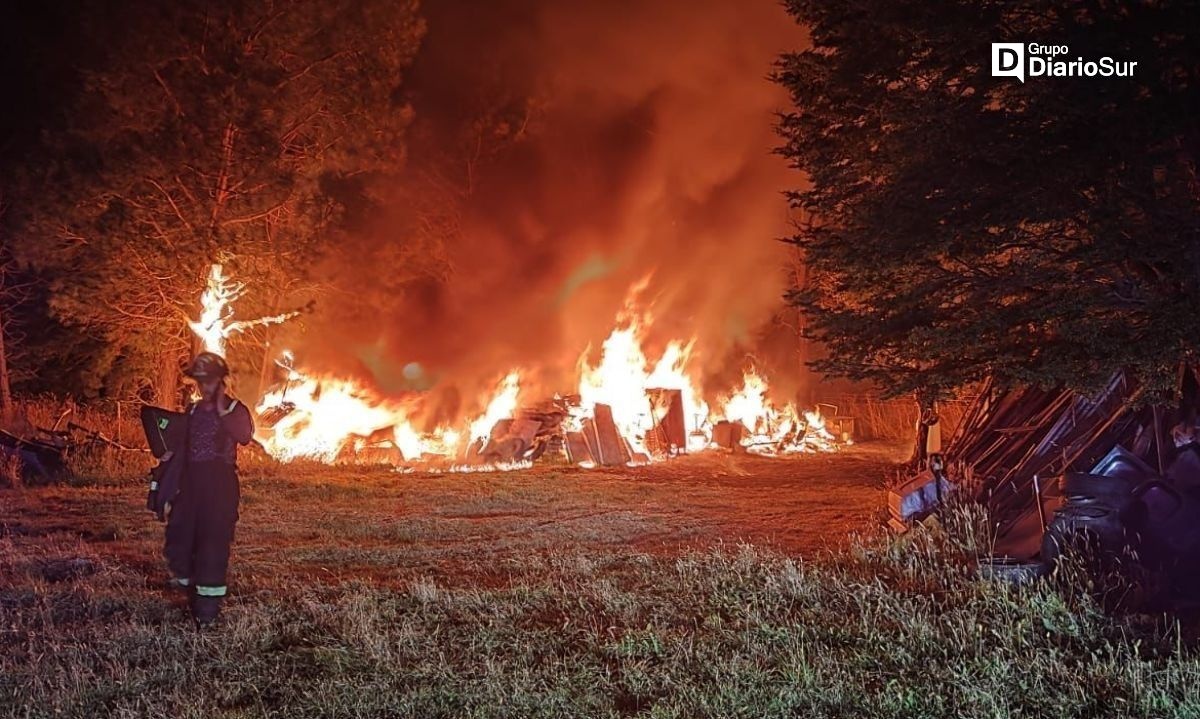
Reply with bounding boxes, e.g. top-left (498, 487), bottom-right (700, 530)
top-left (891, 366), bottom-right (1200, 605)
